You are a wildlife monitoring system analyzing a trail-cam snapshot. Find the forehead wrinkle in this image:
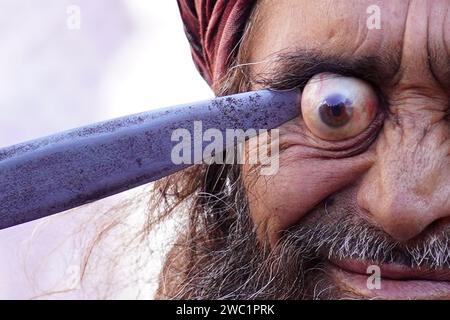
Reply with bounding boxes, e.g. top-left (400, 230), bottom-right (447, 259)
top-left (248, 1), bottom-right (450, 94)
top-left (424, 7), bottom-right (450, 91)
top-left (427, 41), bottom-right (450, 91)
top-left (445, 5), bottom-right (450, 59)
top-left (427, 4), bottom-right (450, 90)
top-left (391, 1), bottom-right (450, 91)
